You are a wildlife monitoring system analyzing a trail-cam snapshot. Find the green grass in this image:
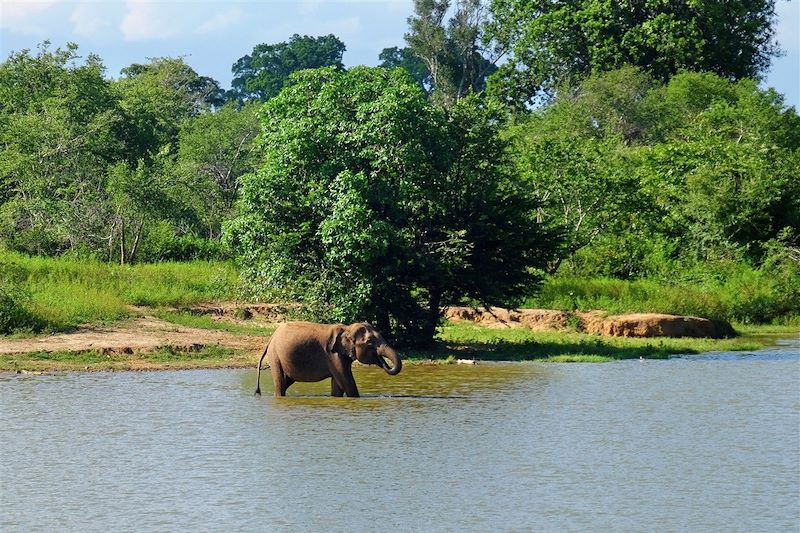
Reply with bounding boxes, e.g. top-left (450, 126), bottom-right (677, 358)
top-left (0, 345), bottom-right (249, 372)
top-left (525, 274), bottom-right (800, 325)
top-left (402, 322), bottom-right (790, 363)
top-left (0, 250), bottom-right (239, 332)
